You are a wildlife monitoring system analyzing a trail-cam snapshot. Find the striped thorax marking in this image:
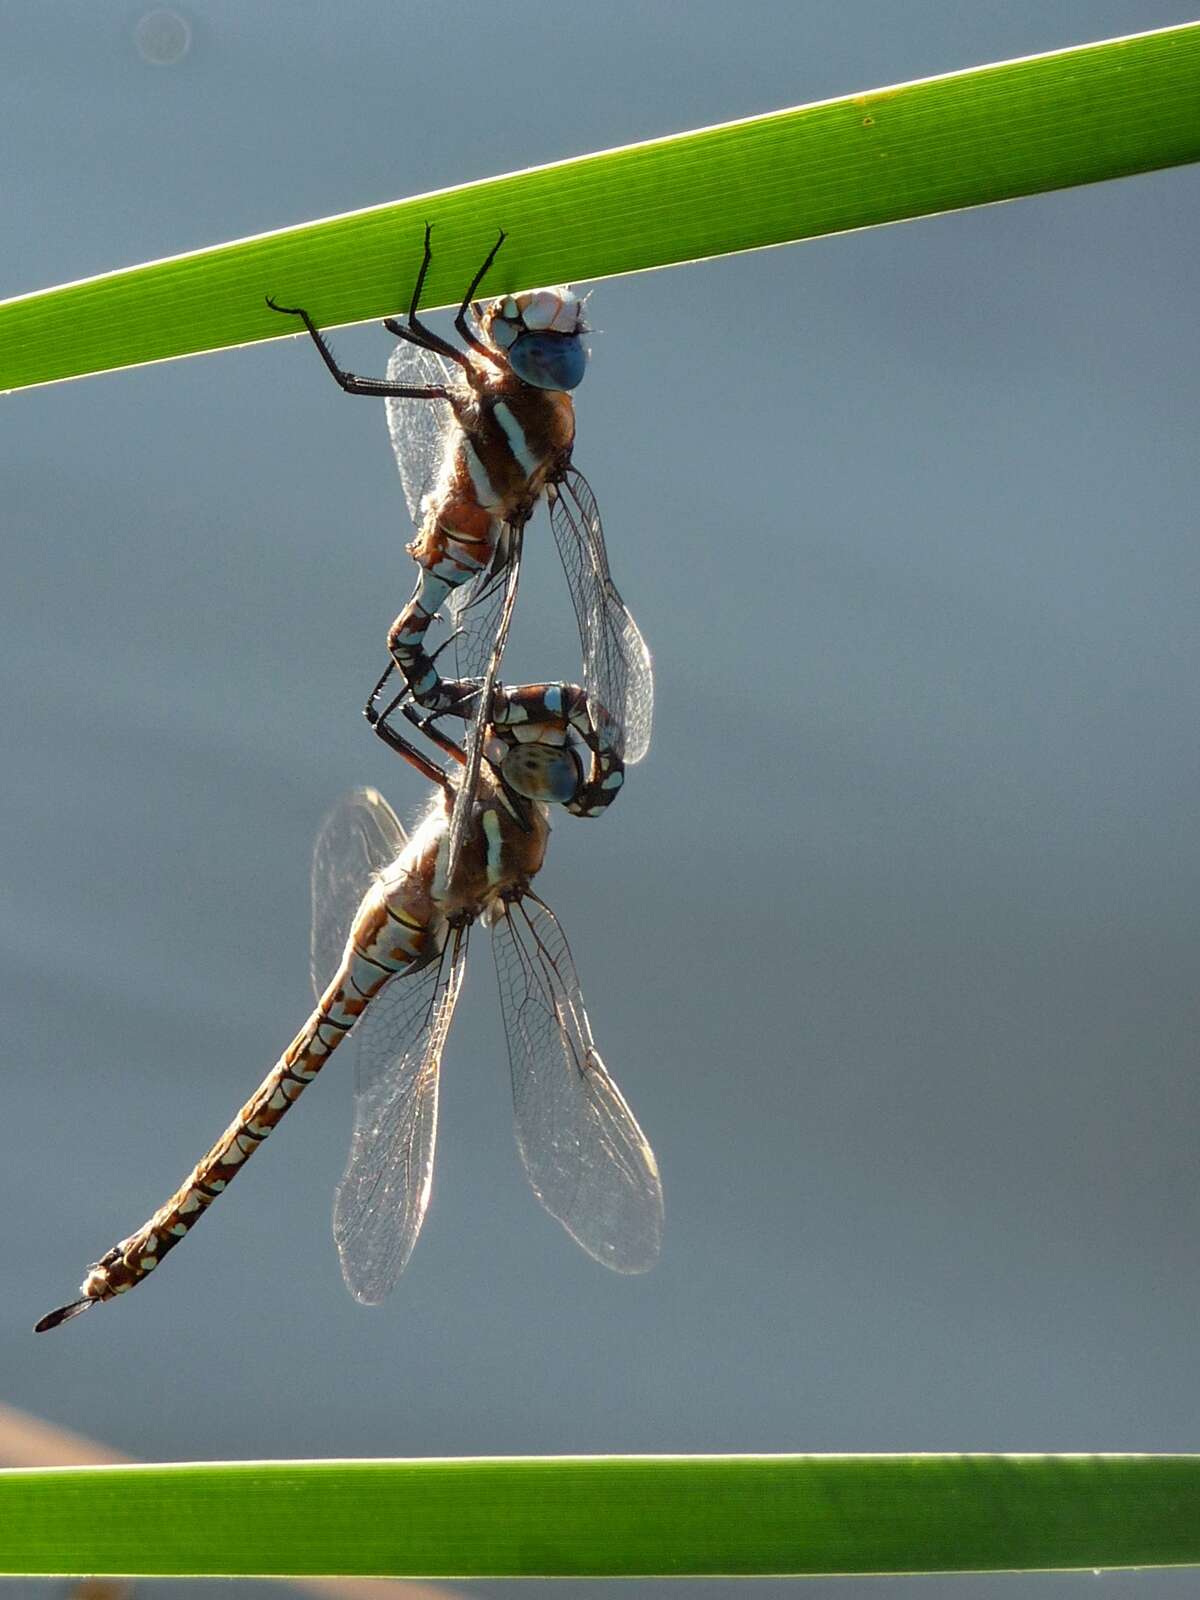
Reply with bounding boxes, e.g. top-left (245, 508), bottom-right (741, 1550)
top-left (482, 807), bottom-right (504, 884)
top-left (492, 401), bottom-right (540, 479)
top-left (463, 441), bottom-right (505, 512)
